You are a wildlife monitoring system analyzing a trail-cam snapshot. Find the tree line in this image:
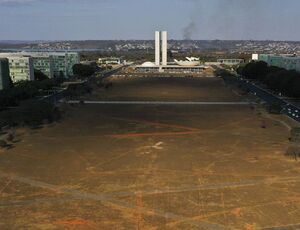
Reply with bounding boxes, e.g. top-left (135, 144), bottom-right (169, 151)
top-left (0, 79), bottom-right (61, 111)
top-left (237, 61), bottom-right (300, 98)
